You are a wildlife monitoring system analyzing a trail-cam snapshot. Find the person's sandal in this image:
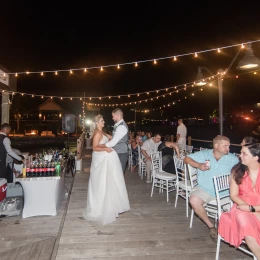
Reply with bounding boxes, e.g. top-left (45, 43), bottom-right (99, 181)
top-left (209, 227), bottom-right (218, 239)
